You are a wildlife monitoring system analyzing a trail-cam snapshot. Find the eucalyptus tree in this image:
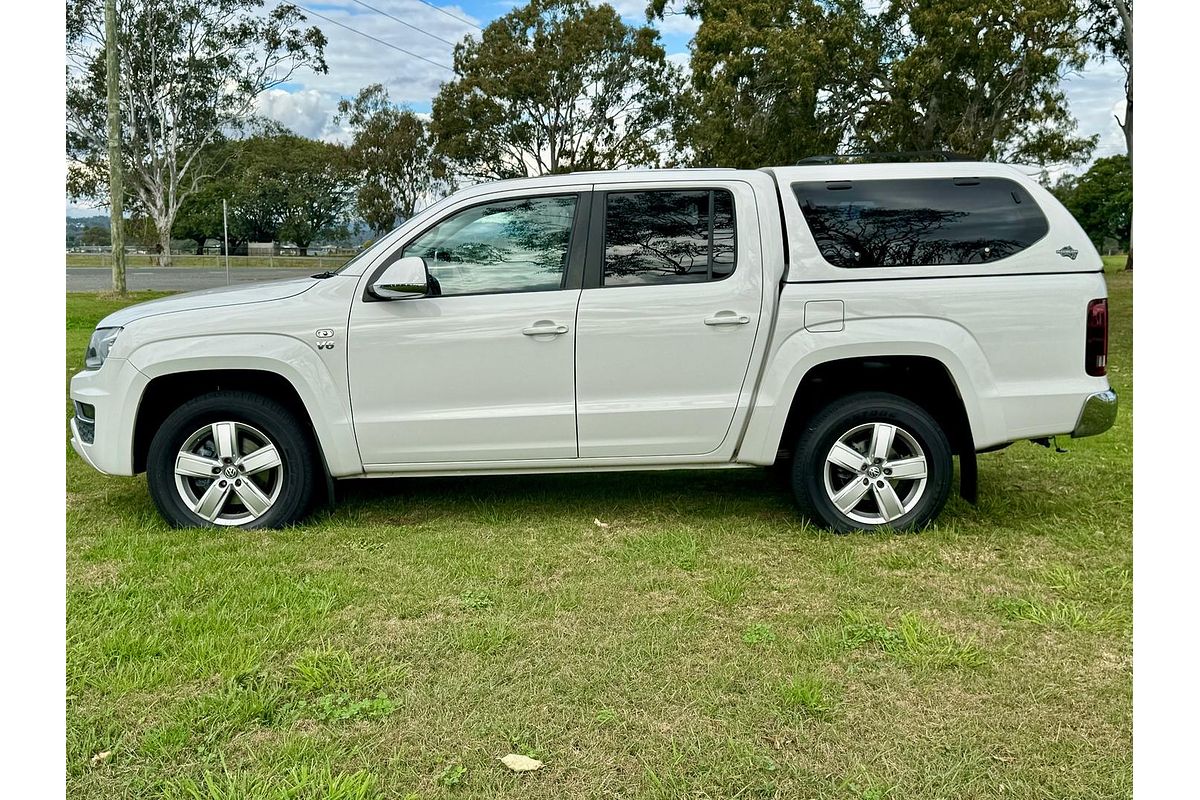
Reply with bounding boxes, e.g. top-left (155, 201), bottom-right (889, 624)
top-left (66, 0), bottom-right (327, 265)
top-left (651, 0), bottom-right (886, 168)
top-left (858, 0), bottom-right (1096, 165)
top-left (657, 0), bottom-right (1096, 168)
top-left (431, 0), bottom-right (683, 180)
top-left (337, 84), bottom-right (447, 237)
